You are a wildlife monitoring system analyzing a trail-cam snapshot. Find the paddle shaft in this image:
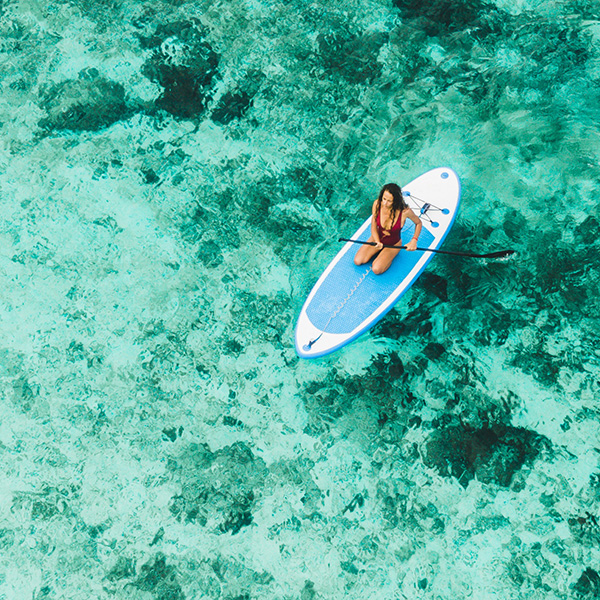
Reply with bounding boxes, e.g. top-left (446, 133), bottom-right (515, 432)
top-left (338, 238), bottom-right (515, 259)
